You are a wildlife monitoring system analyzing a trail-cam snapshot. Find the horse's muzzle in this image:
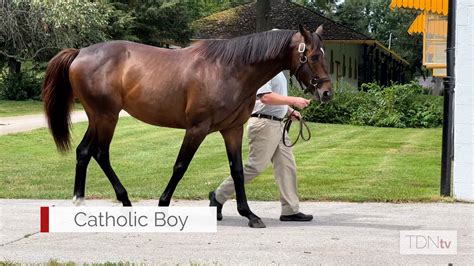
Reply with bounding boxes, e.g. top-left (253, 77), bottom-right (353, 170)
top-left (321, 90), bottom-right (332, 103)
top-left (316, 89), bottom-right (332, 104)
